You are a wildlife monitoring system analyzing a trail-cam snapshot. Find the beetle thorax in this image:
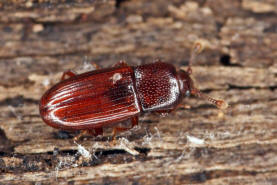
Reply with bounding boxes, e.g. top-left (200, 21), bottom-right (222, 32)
top-left (134, 62), bottom-right (182, 112)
